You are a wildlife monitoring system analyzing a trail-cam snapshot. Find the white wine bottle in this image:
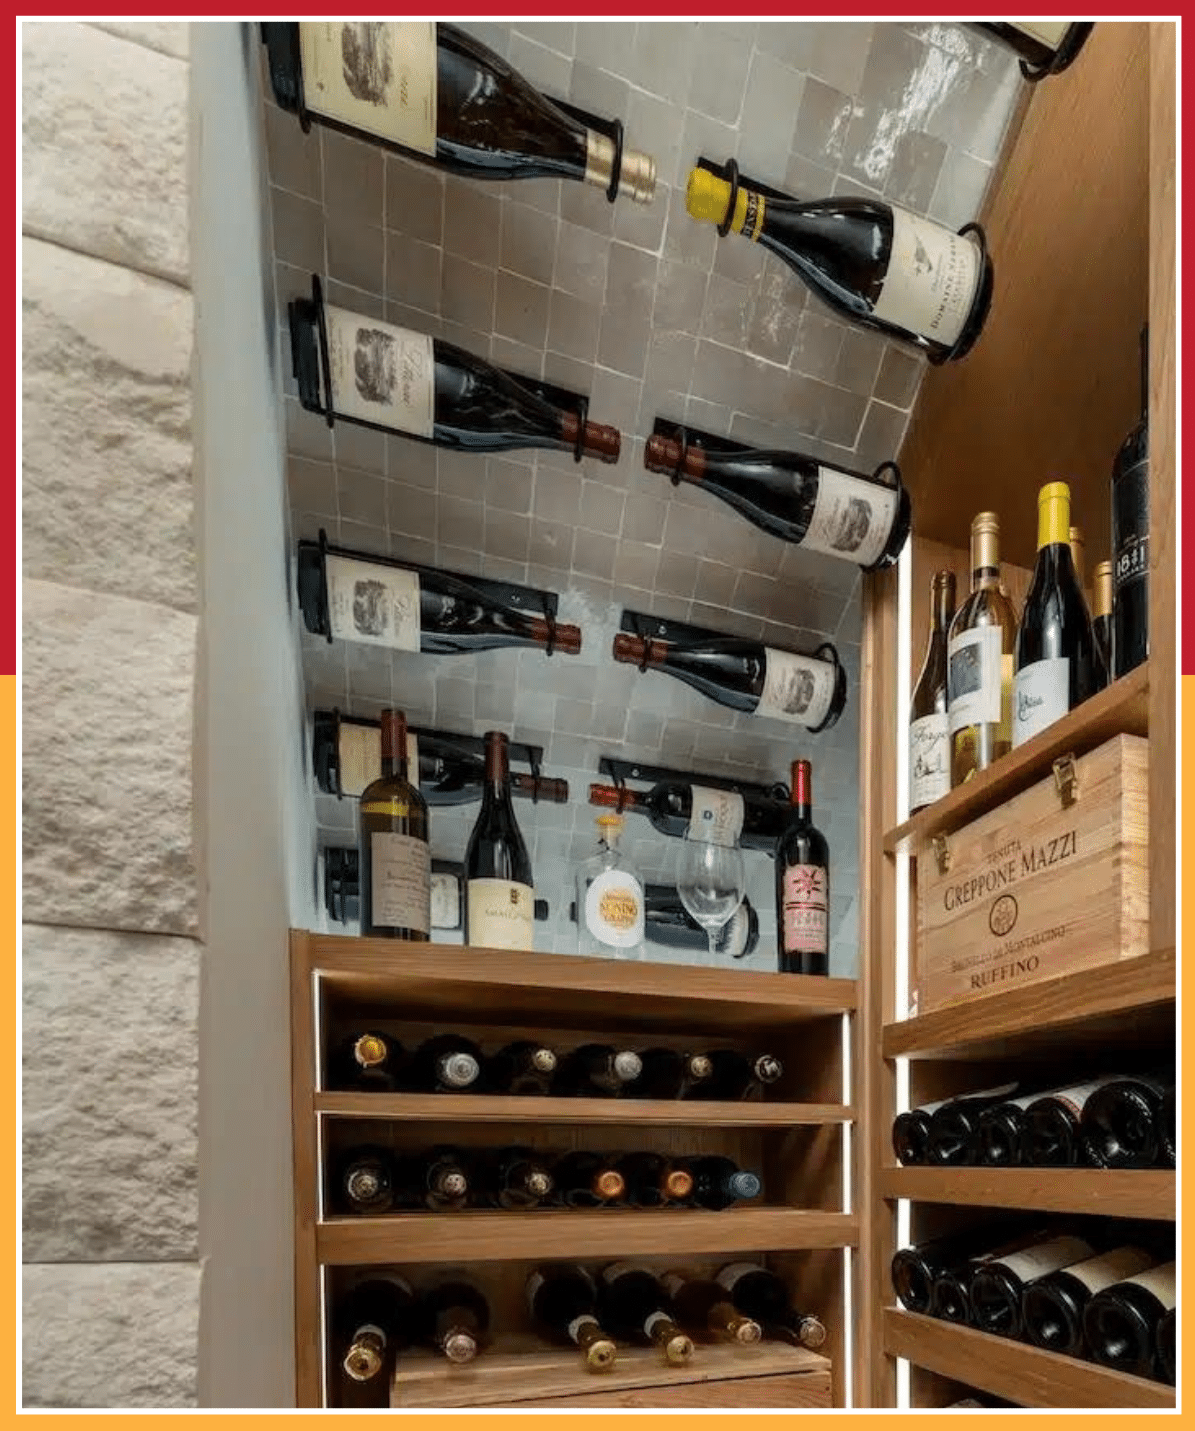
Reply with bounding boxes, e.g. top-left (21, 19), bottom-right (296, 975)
top-left (947, 513), bottom-right (1018, 785)
top-left (1013, 482), bottom-right (1099, 747)
top-left (909, 570), bottom-right (956, 813)
top-left (463, 732), bottom-right (535, 951)
top-left (358, 709), bottom-right (431, 939)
